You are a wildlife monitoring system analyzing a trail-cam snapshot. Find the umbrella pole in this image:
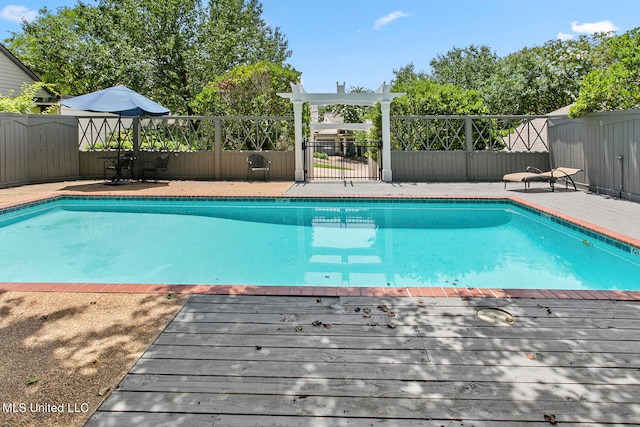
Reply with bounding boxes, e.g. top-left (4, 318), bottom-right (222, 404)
top-left (117, 113), bottom-right (122, 158)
